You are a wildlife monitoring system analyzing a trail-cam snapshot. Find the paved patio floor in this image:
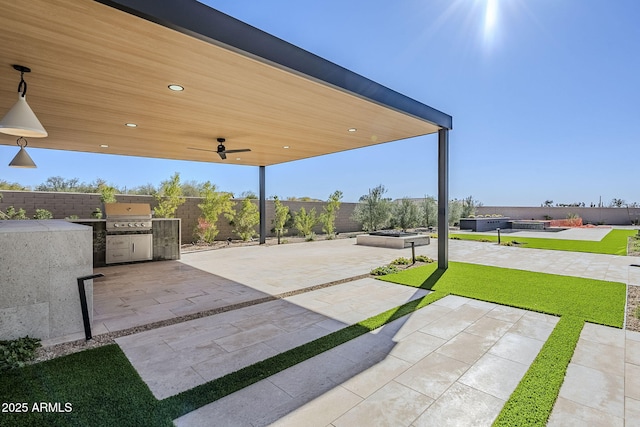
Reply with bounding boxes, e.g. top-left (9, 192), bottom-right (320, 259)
top-left (83, 231), bottom-right (640, 425)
